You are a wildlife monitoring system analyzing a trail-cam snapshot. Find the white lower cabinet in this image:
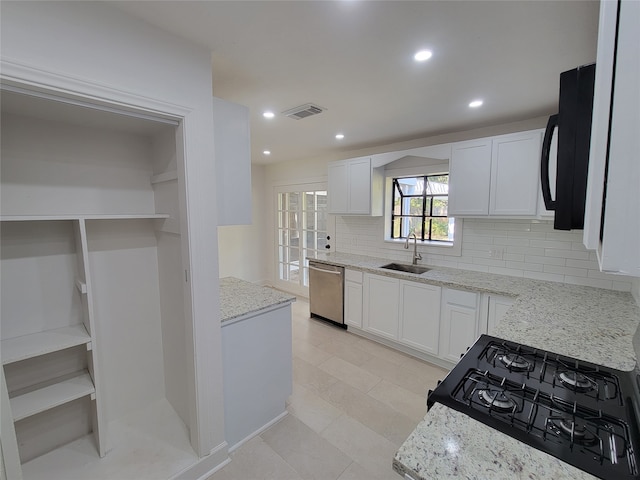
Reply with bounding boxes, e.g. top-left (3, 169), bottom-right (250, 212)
top-left (363, 274), bottom-right (399, 340)
top-left (398, 281), bottom-right (441, 356)
top-left (357, 274), bottom-right (495, 365)
top-left (486, 295), bottom-right (515, 336)
top-left (438, 288), bottom-right (481, 363)
top-left (344, 269), bottom-right (363, 328)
